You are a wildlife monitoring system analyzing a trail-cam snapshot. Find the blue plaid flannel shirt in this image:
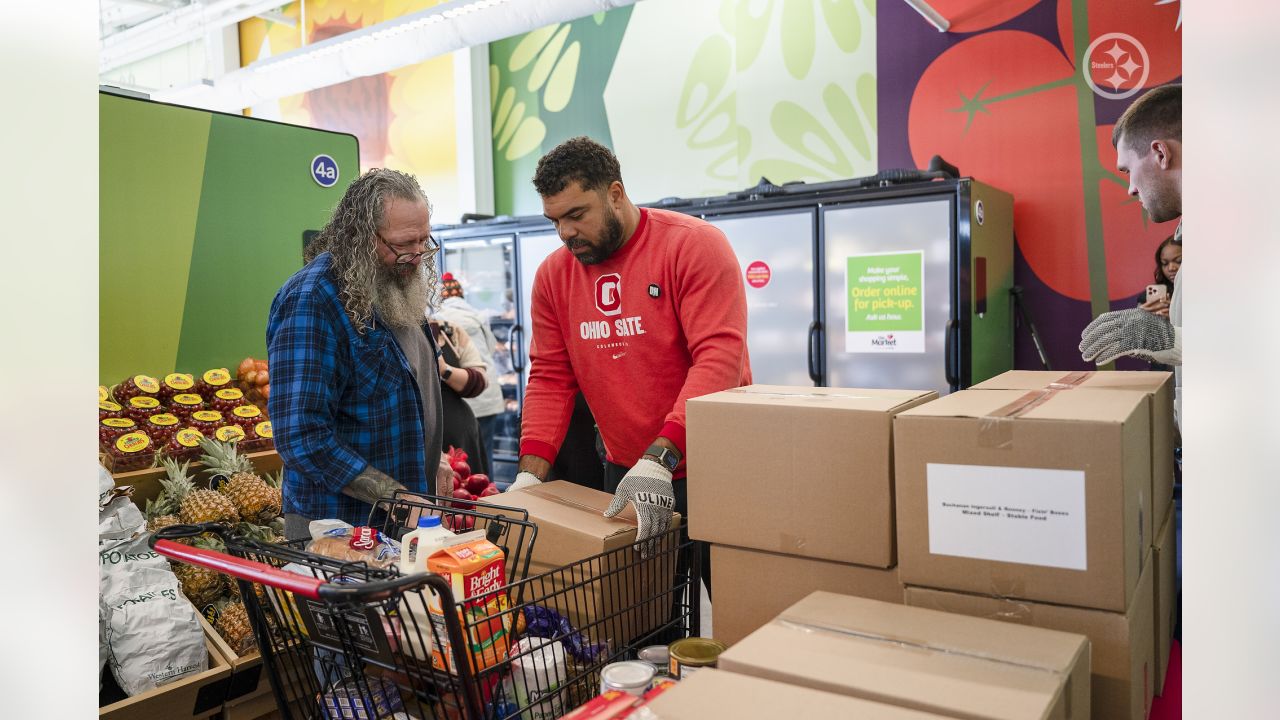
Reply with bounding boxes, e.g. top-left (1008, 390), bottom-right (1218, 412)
top-left (266, 252), bottom-right (439, 525)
